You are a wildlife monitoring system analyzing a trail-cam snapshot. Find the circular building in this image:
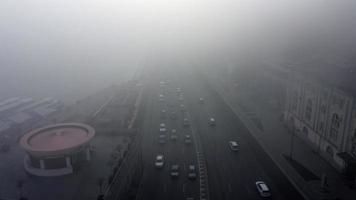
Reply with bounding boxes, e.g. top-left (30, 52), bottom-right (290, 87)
top-left (20, 123), bottom-right (95, 177)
